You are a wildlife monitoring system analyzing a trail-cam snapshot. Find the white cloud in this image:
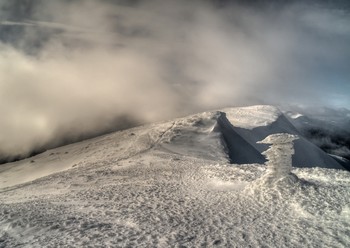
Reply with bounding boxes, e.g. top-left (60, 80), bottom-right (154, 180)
top-left (0, 0), bottom-right (349, 160)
